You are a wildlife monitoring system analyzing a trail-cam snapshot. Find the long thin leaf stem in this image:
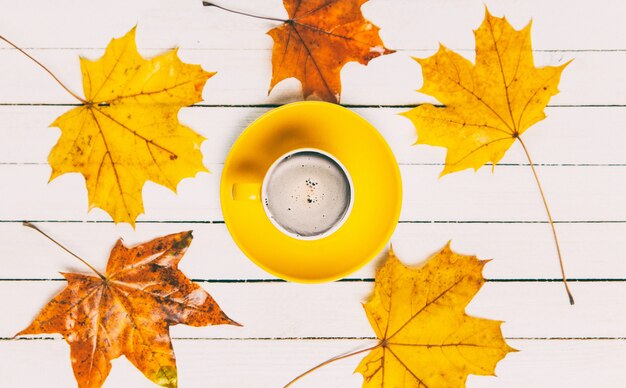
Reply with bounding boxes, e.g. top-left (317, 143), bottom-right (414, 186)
top-left (0, 35), bottom-right (86, 103)
top-left (284, 344), bottom-right (380, 387)
top-left (517, 137), bottom-right (574, 305)
top-left (202, 2), bottom-right (287, 23)
top-left (23, 222), bottom-right (105, 280)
